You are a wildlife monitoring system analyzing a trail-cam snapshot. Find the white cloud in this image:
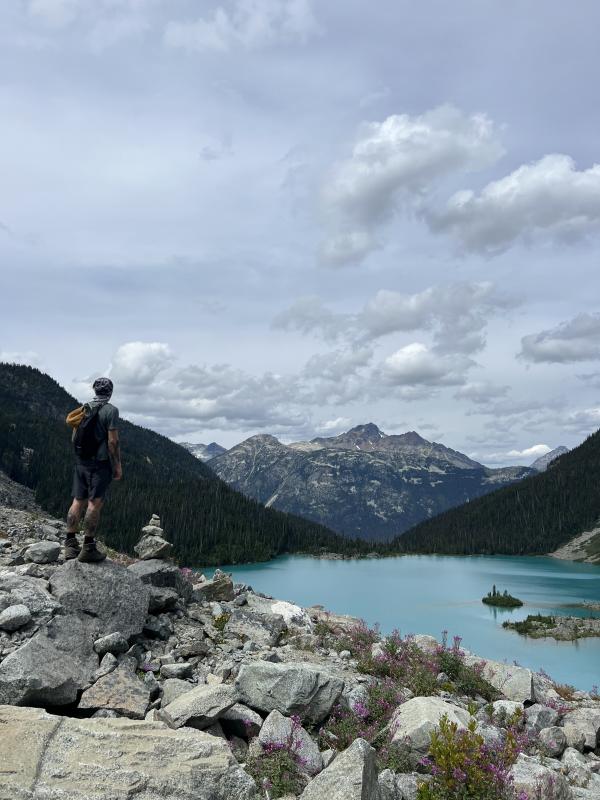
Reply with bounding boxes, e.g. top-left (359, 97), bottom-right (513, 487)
top-left (520, 312), bottom-right (600, 363)
top-left (379, 342), bottom-right (472, 388)
top-left (109, 341), bottom-right (173, 387)
top-left (164, 0), bottom-right (320, 53)
top-left (0, 350), bottom-right (41, 366)
top-left (28, 0), bottom-right (79, 28)
top-left (469, 443), bottom-right (551, 466)
top-left (563, 407), bottom-right (600, 434)
top-left (454, 381), bottom-right (510, 404)
top-left (428, 154), bottom-right (600, 254)
top-left (321, 105), bottom-right (504, 265)
top-left (272, 295), bottom-right (352, 341)
top-left (315, 416), bottom-right (352, 434)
